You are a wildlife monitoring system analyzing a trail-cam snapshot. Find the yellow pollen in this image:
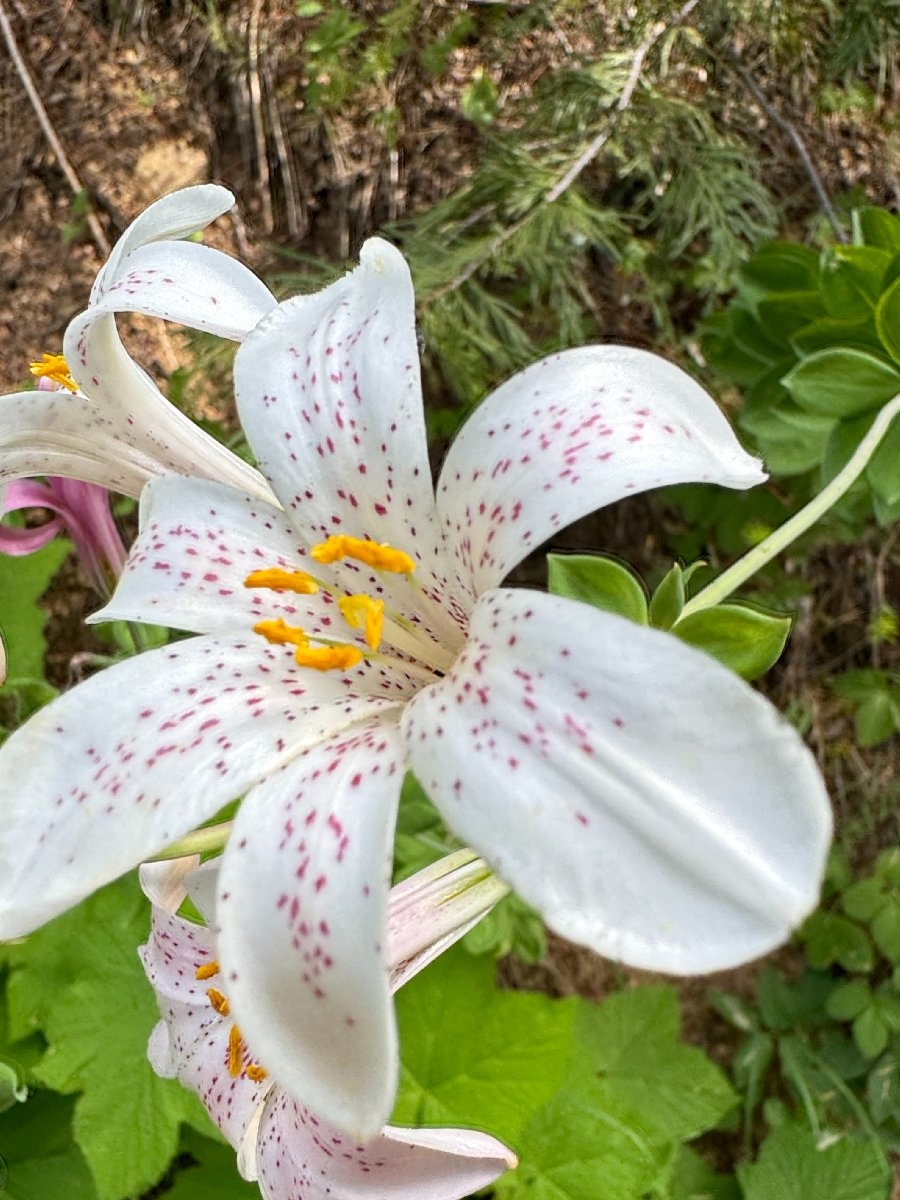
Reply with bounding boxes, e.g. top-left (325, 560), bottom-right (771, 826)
top-left (195, 961), bottom-right (220, 980)
top-left (253, 618), bottom-right (309, 648)
top-left (228, 1024), bottom-right (244, 1078)
top-left (246, 1063), bottom-right (268, 1083)
top-left (294, 643), bottom-right (364, 672)
top-left (339, 594), bottom-right (385, 650)
top-left (206, 987), bottom-right (230, 1016)
top-left (244, 567), bottom-right (319, 595)
top-left (29, 352), bottom-right (78, 393)
top-left (311, 535), bottom-right (416, 575)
